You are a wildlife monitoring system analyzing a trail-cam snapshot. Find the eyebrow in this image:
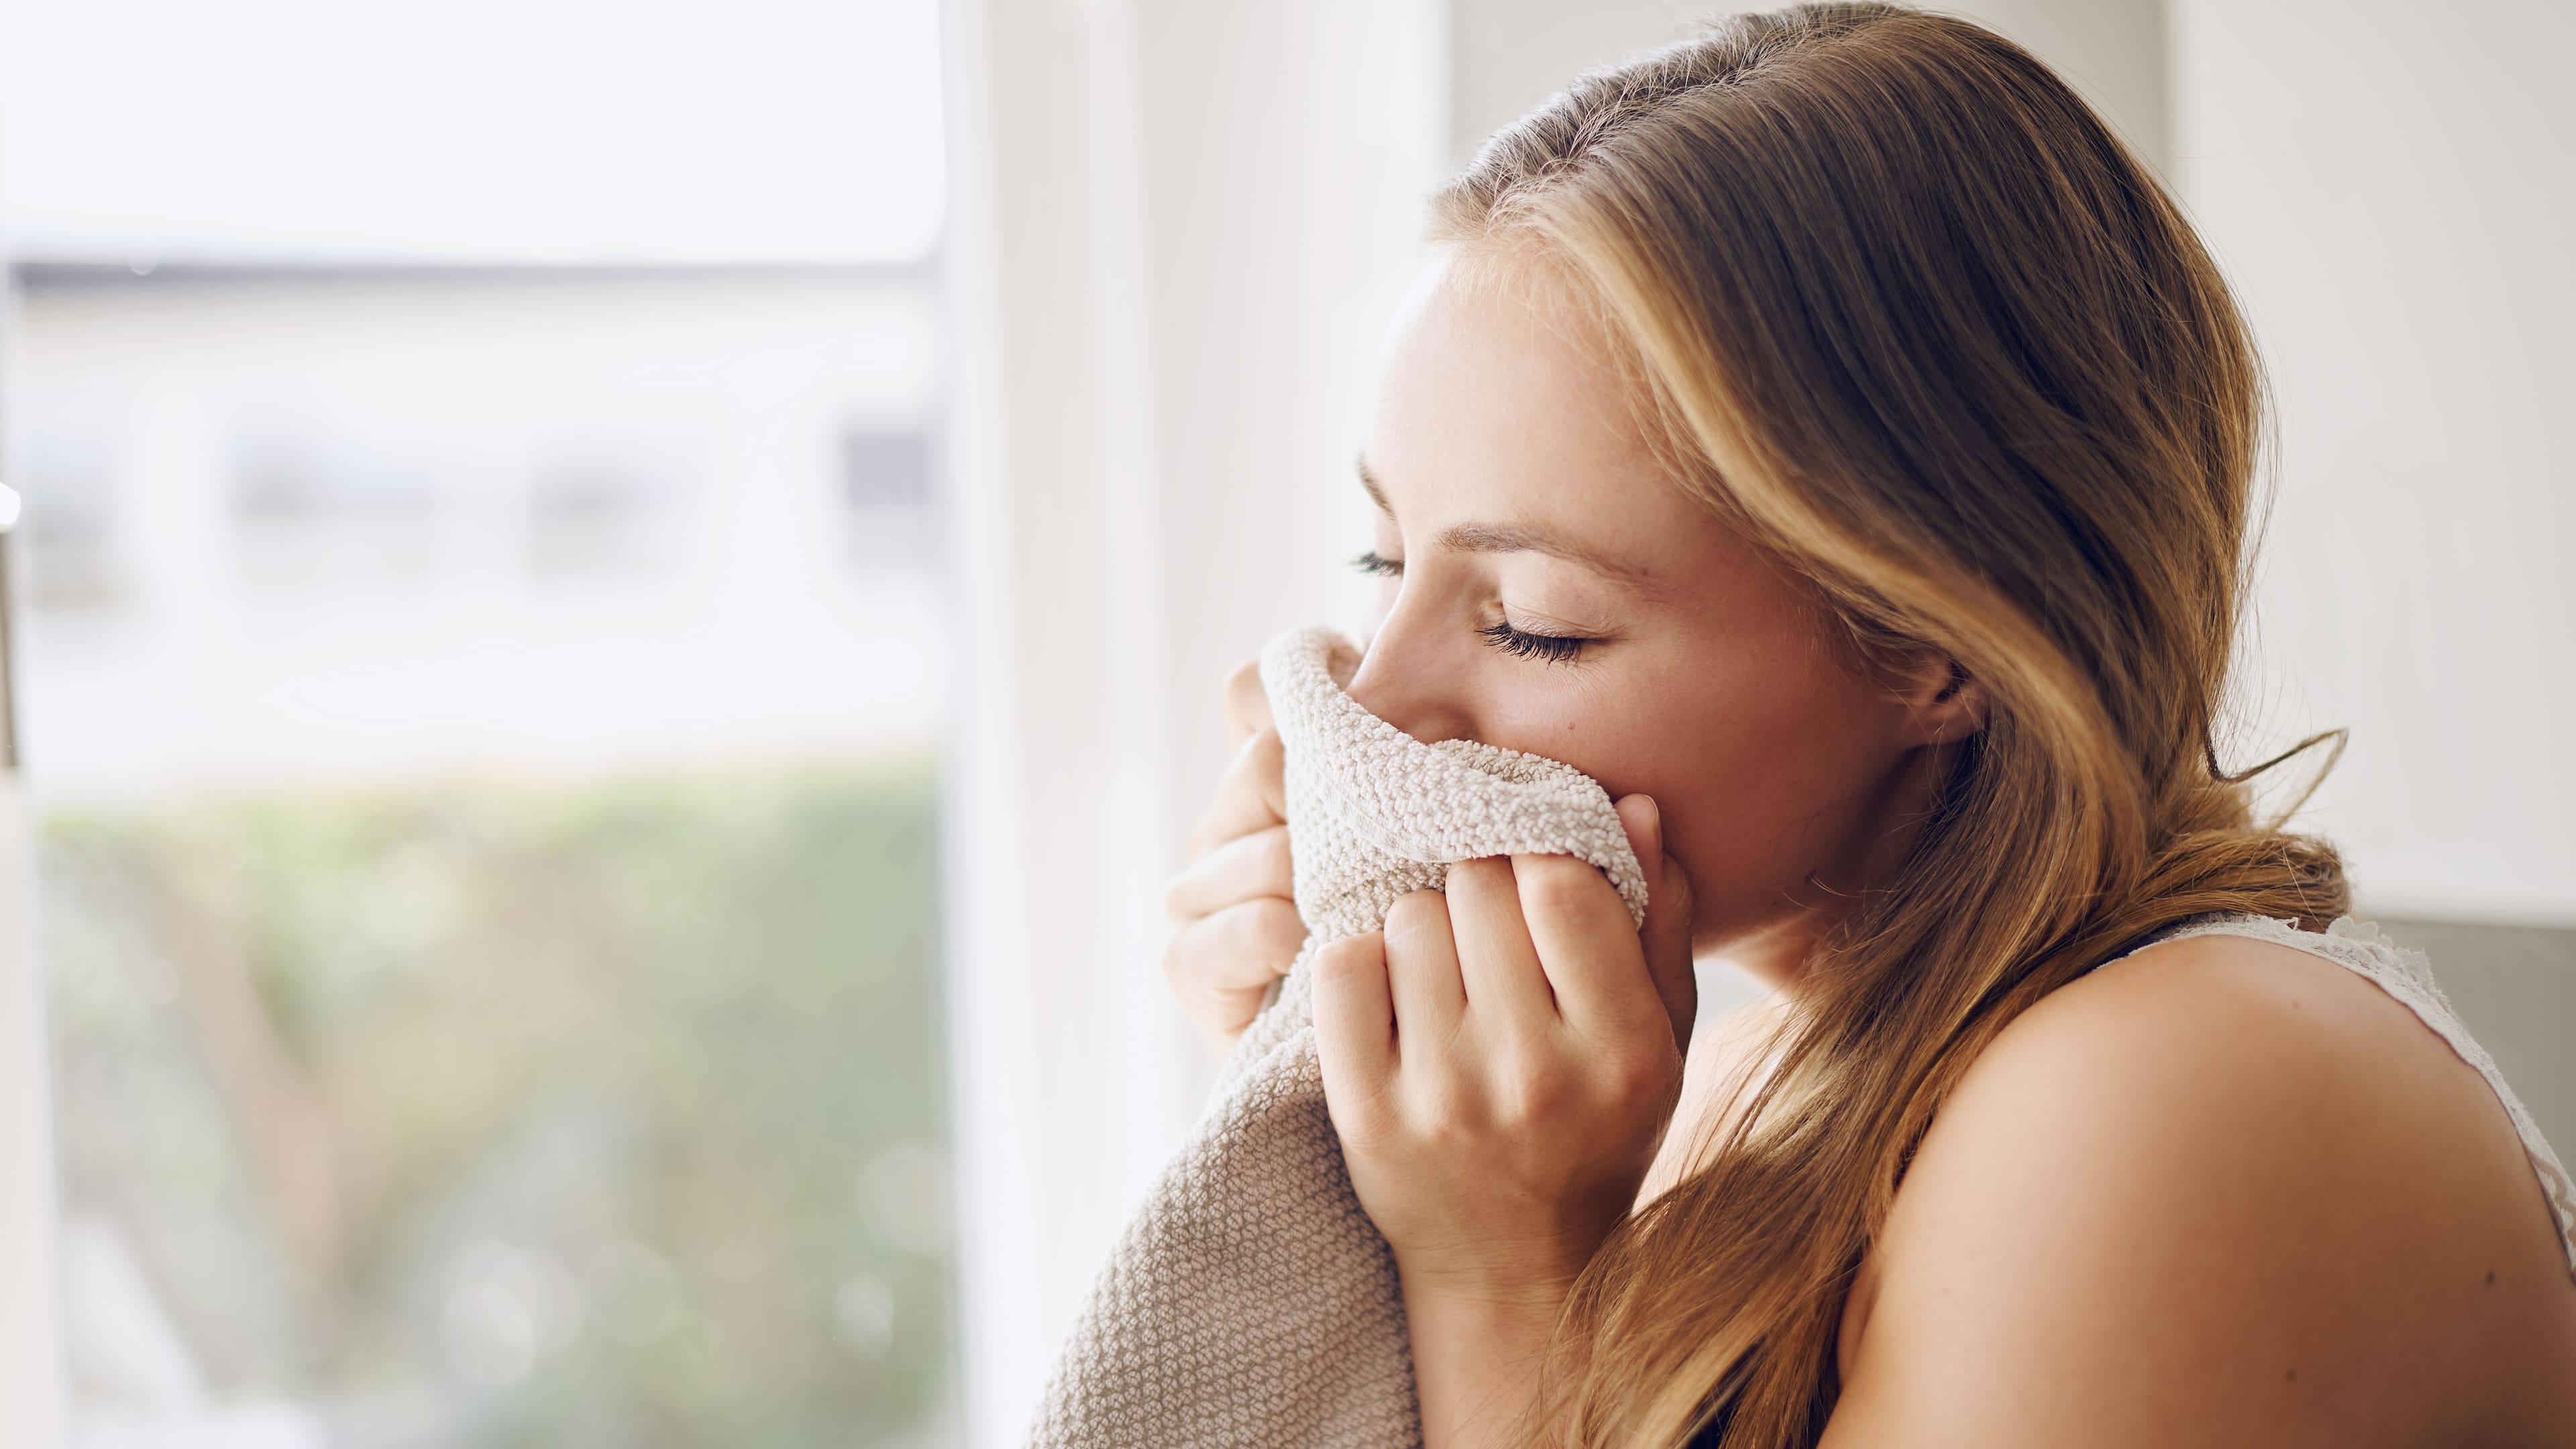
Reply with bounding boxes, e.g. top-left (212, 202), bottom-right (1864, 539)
top-left (1356, 455), bottom-right (1662, 592)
